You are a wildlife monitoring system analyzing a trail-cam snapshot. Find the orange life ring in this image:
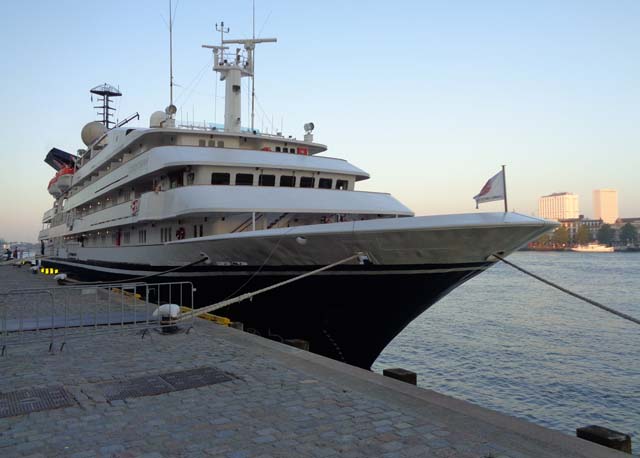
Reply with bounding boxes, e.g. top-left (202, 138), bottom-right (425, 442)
top-left (175, 227), bottom-right (186, 240)
top-left (130, 199), bottom-right (139, 216)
